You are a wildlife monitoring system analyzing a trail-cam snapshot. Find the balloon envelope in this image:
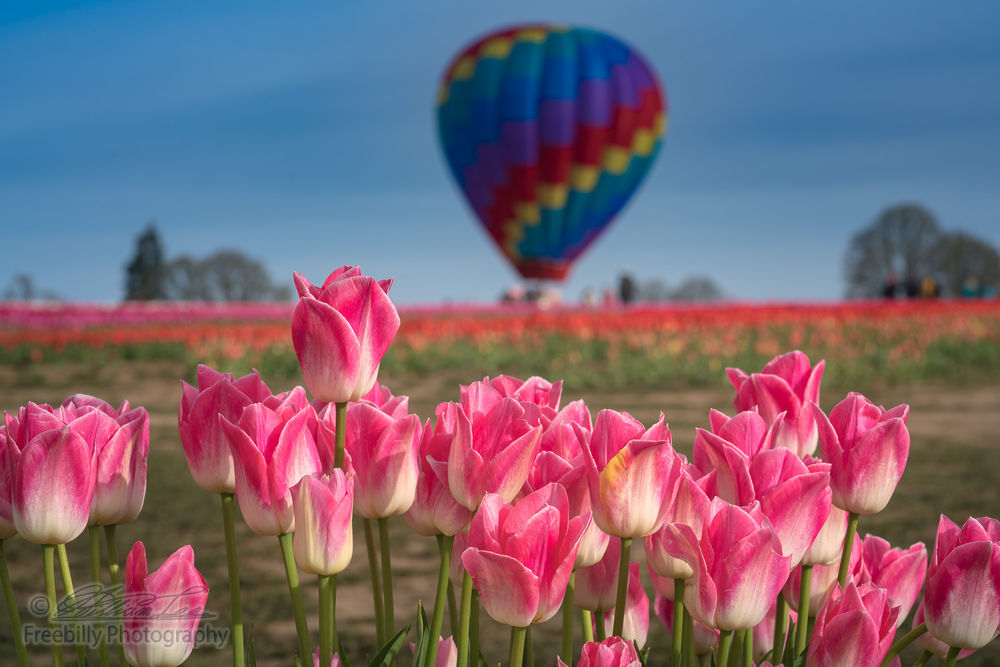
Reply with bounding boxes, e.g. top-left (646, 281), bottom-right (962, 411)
top-left (437, 24), bottom-right (667, 281)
